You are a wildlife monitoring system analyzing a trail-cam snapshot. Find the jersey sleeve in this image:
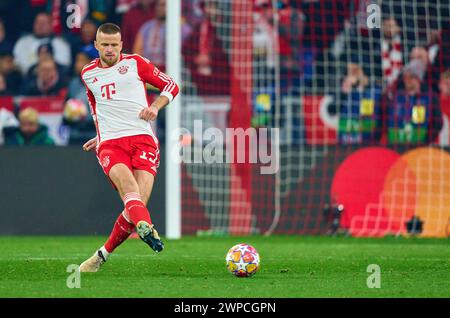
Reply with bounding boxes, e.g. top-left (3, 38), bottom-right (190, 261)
top-left (85, 87), bottom-right (96, 115)
top-left (80, 63), bottom-right (98, 116)
top-left (134, 55), bottom-right (180, 103)
top-left (81, 79), bottom-right (96, 115)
